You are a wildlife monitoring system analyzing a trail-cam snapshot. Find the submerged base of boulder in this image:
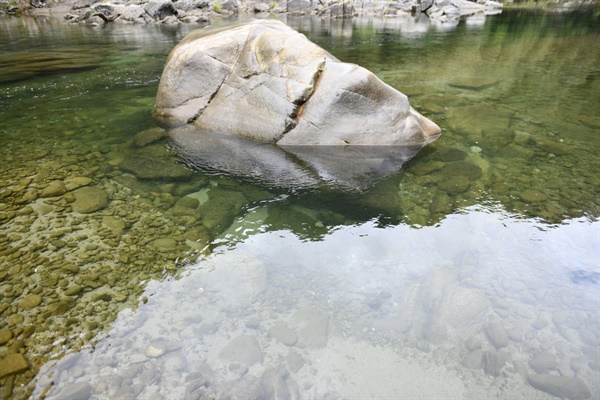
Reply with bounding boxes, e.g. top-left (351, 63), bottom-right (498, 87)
top-left (169, 126), bottom-right (425, 191)
top-left (154, 19), bottom-right (440, 147)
